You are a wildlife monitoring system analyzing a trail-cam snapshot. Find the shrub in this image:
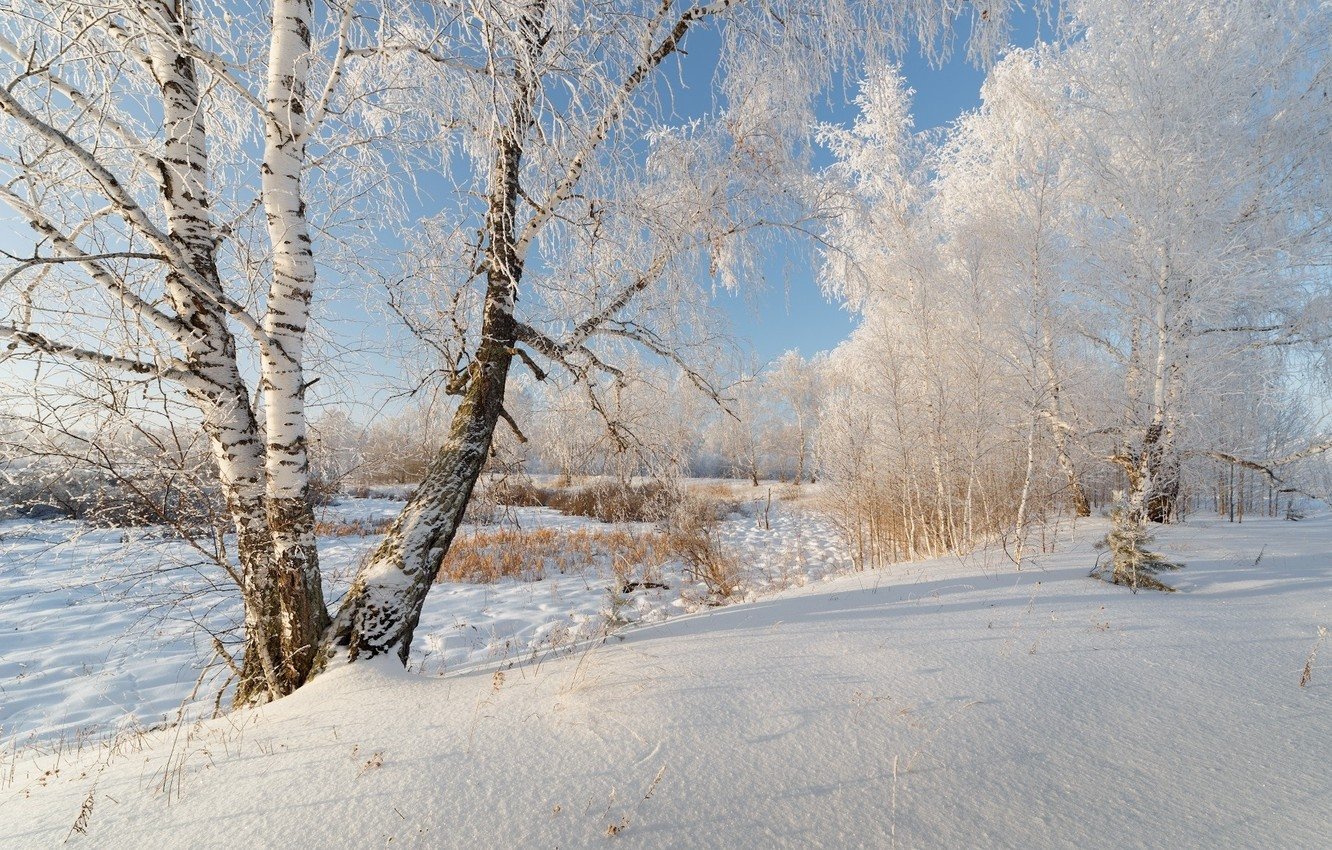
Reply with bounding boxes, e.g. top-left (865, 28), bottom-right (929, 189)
top-left (479, 477), bottom-right (547, 508)
top-left (0, 460), bottom-right (222, 533)
top-left (665, 499), bottom-right (743, 603)
top-left (314, 518), bottom-right (393, 537)
top-left (558, 480), bottom-right (673, 523)
top-left (461, 490), bottom-right (502, 525)
top-left (482, 478), bottom-right (684, 524)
